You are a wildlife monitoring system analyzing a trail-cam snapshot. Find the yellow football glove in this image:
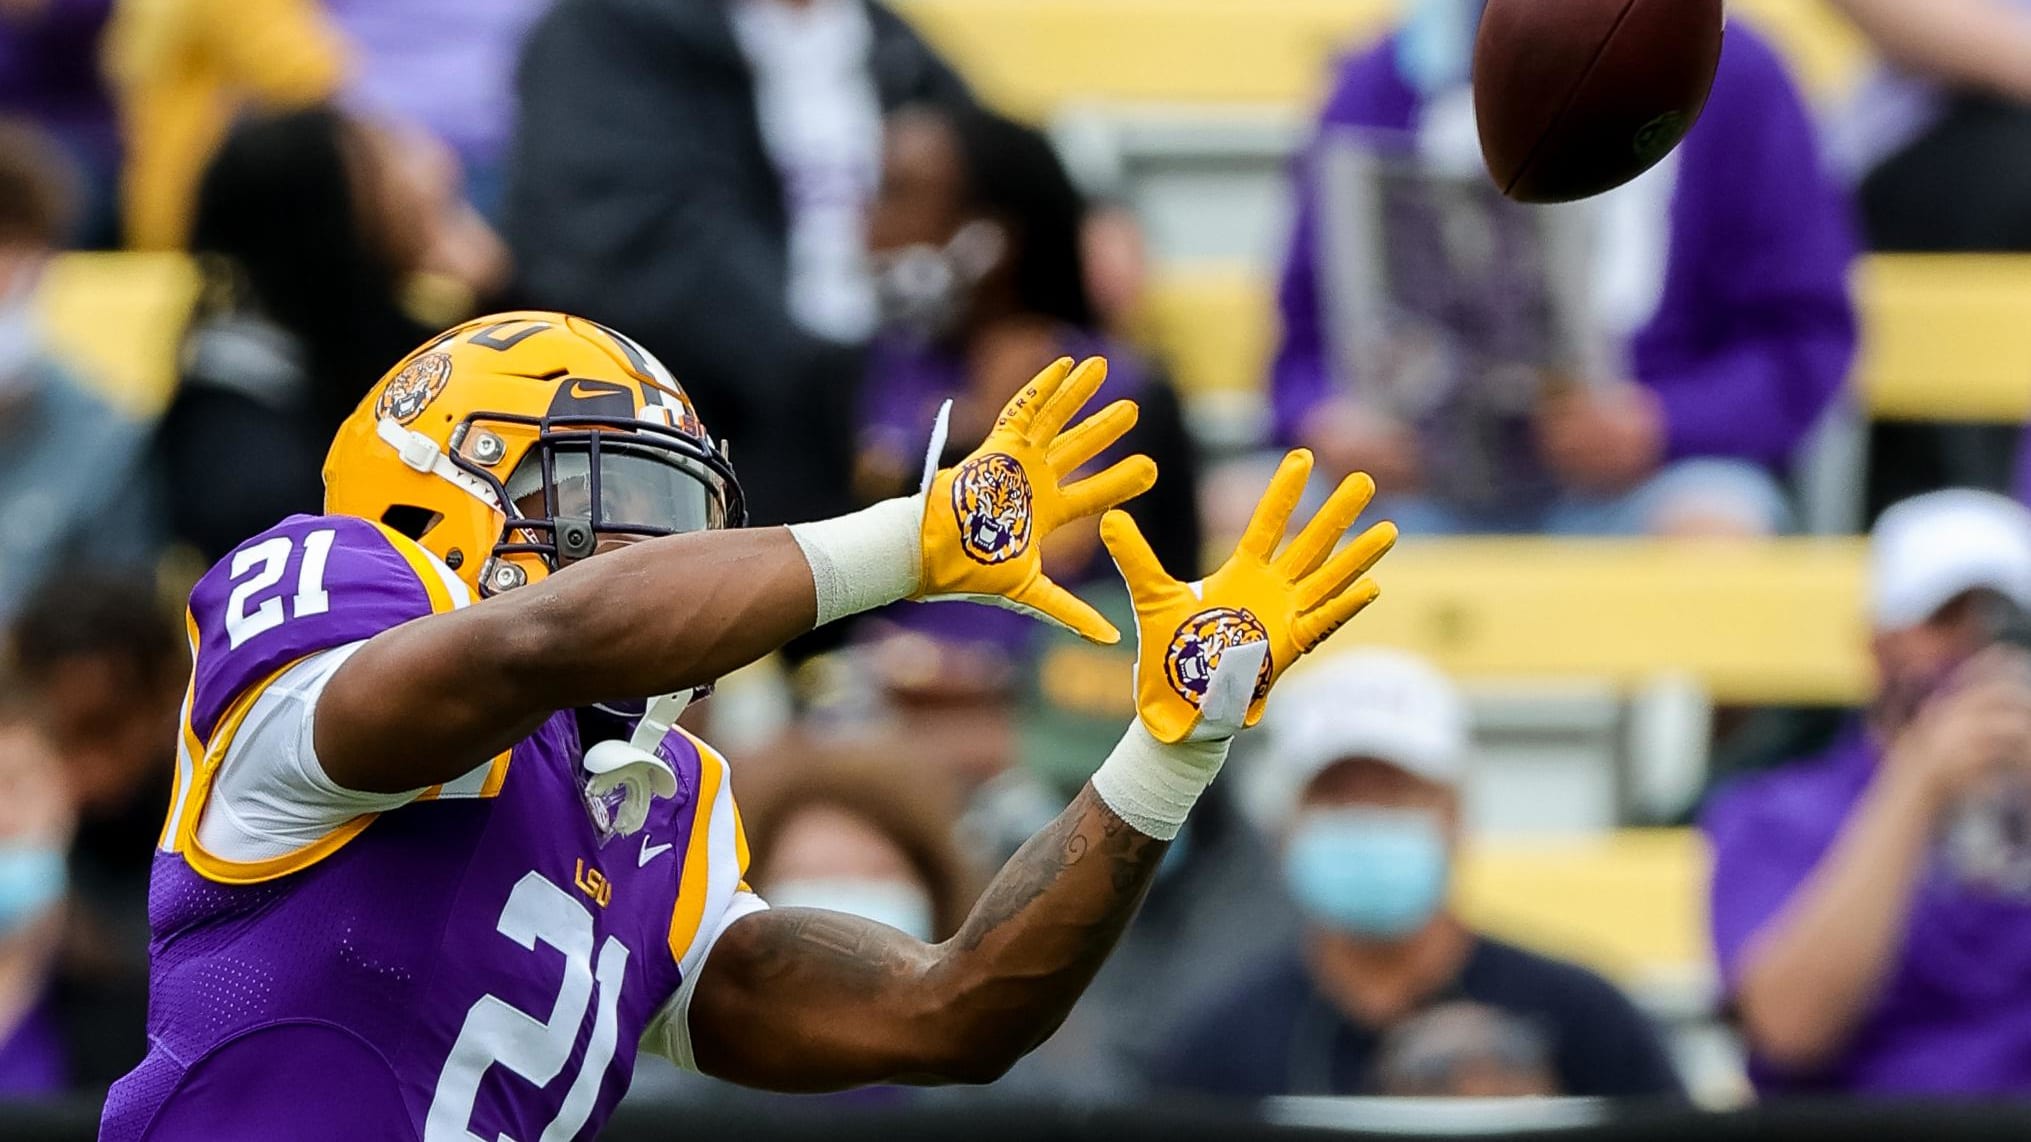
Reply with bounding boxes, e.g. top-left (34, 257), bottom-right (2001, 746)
top-left (915, 357), bottom-right (1158, 644)
top-left (1102, 449), bottom-right (1397, 743)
